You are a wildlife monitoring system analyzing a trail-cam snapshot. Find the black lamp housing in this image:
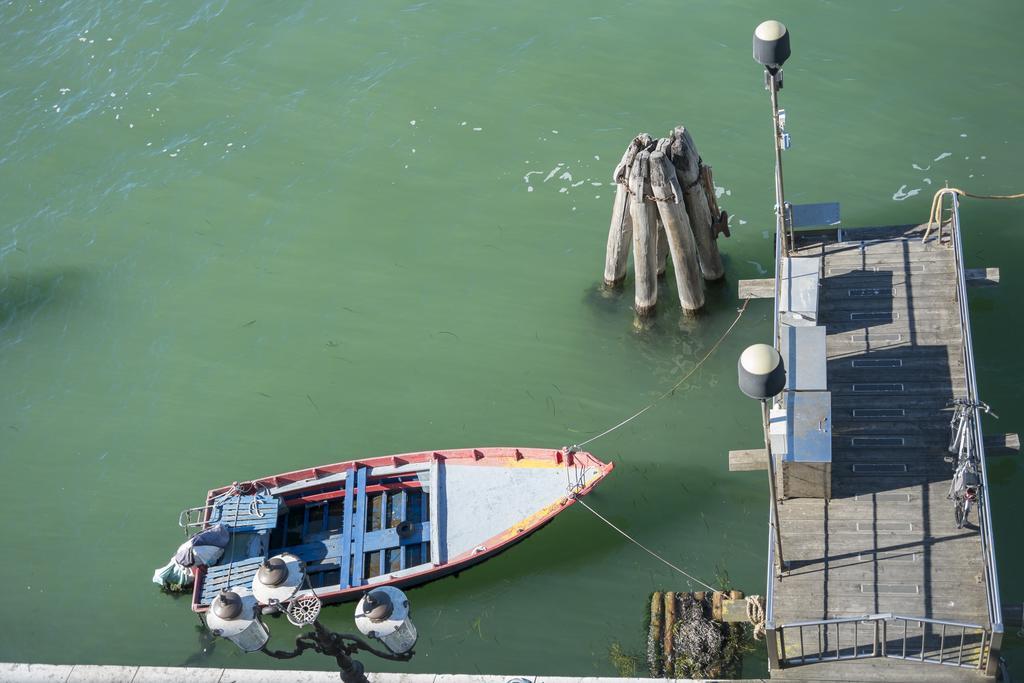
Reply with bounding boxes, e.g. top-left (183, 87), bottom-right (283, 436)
top-left (753, 20), bottom-right (791, 71)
